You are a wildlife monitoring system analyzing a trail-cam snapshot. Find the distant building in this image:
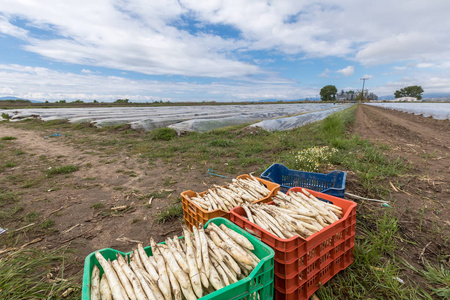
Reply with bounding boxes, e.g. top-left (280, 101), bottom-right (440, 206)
top-left (336, 89), bottom-right (378, 101)
top-left (336, 90), bottom-right (356, 101)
